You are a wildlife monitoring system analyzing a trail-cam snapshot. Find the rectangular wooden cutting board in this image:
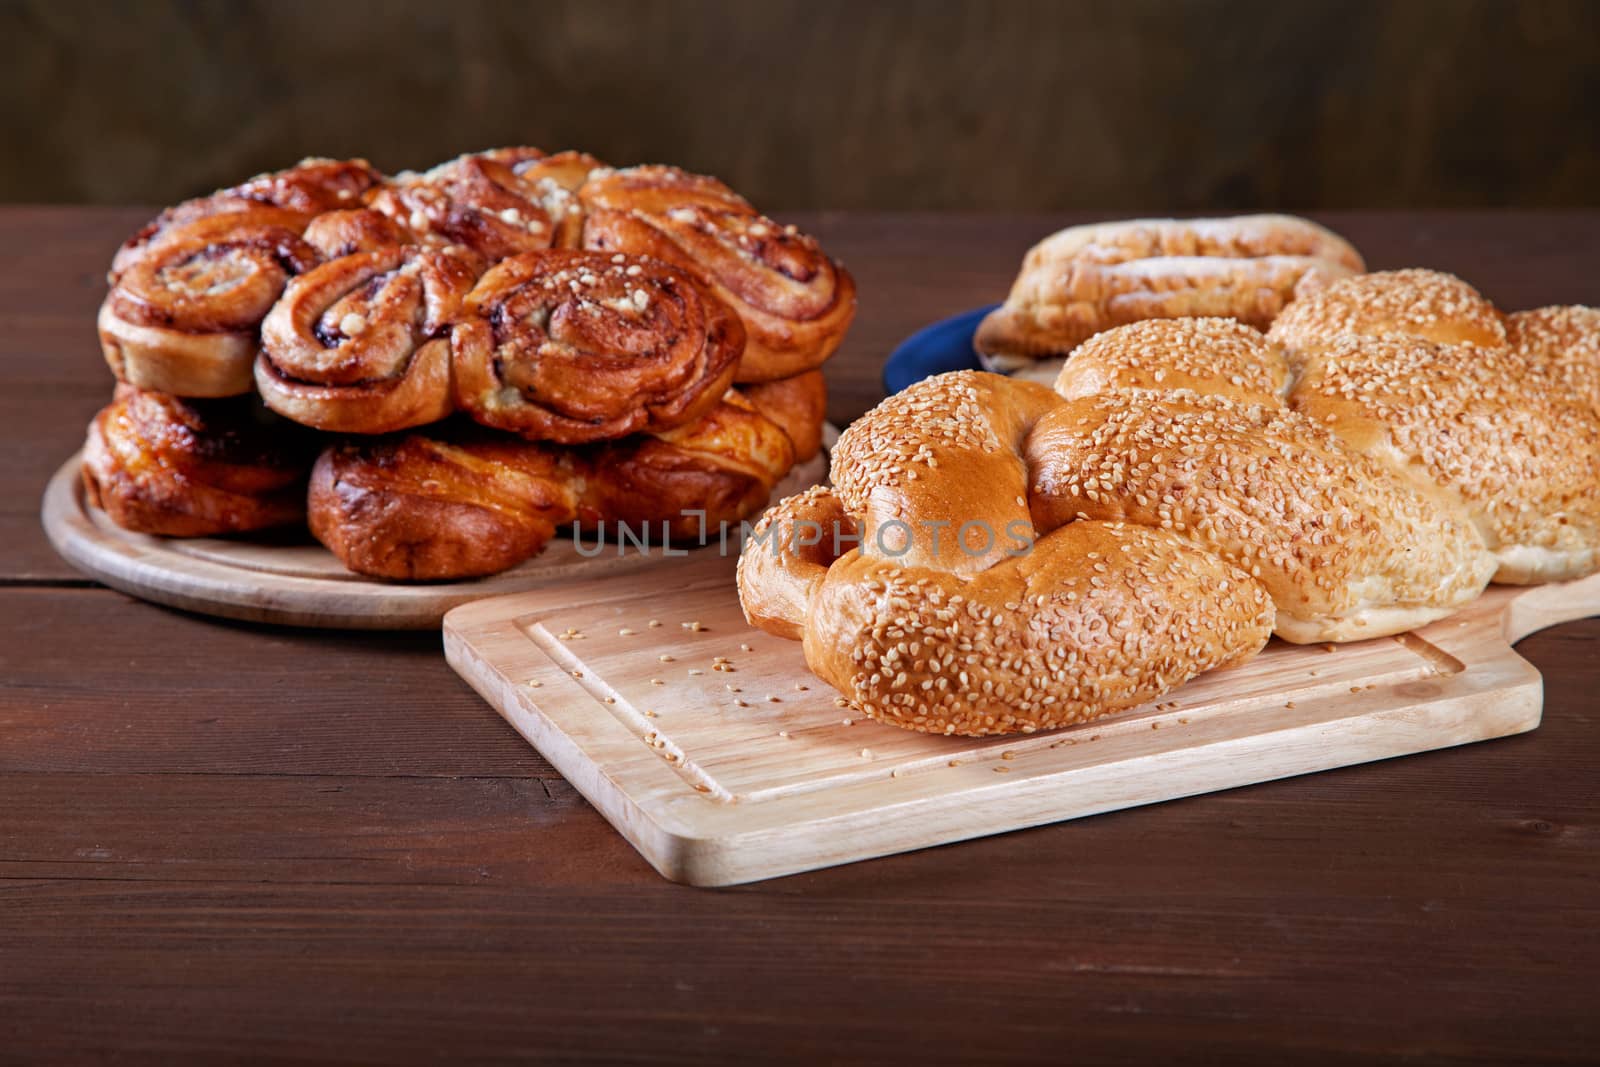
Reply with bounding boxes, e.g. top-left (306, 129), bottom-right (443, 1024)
top-left (443, 552), bottom-right (1599, 886)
